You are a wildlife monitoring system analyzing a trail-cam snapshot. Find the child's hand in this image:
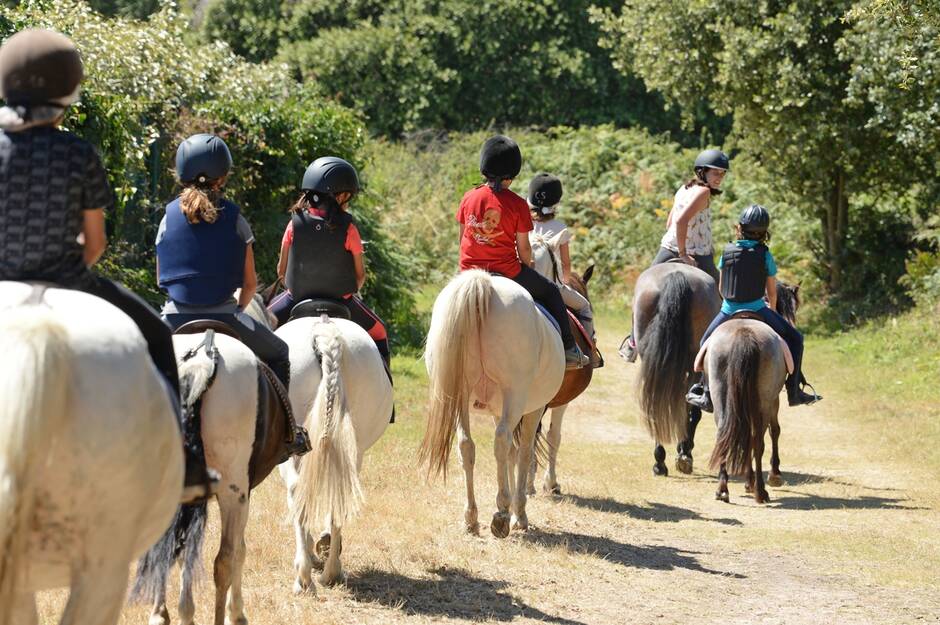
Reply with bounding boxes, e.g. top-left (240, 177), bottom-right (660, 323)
top-left (680, 254), bottom-right (697, 266)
